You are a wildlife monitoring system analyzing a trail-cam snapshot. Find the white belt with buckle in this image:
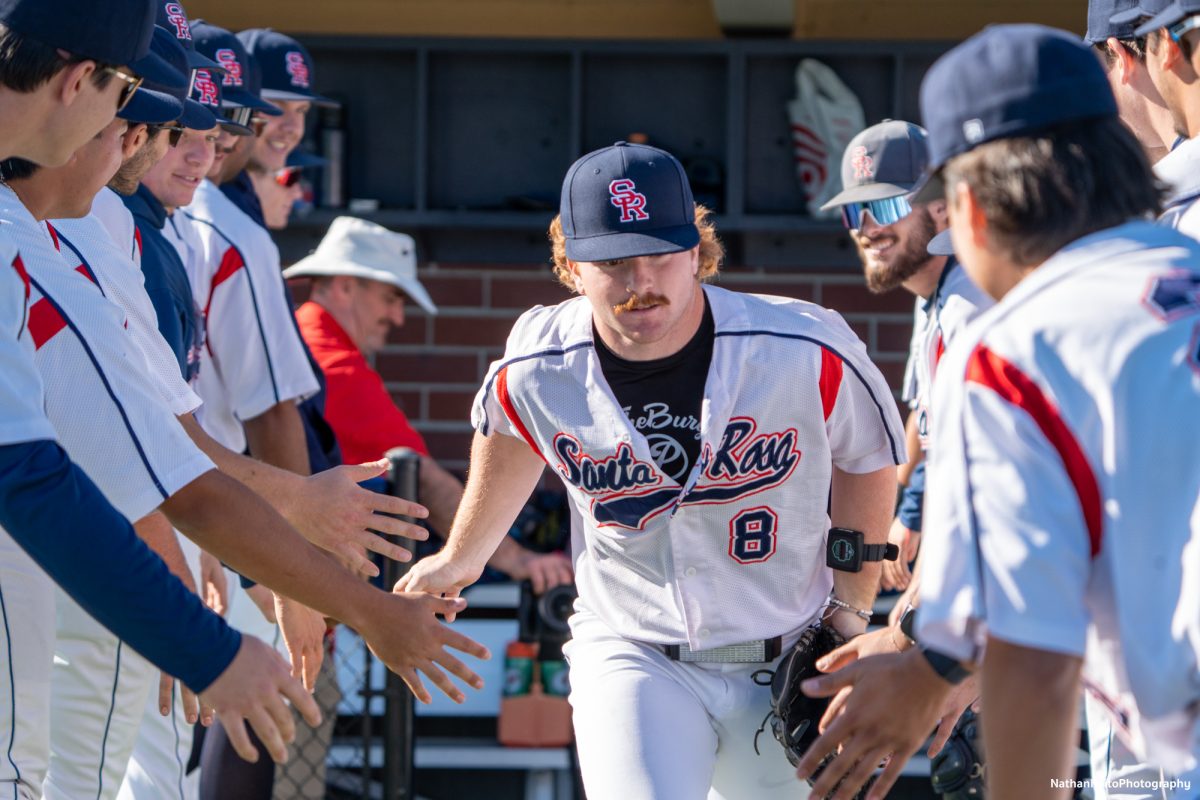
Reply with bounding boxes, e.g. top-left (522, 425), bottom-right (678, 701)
top-left (664, 636), bottom-right (783, 663)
